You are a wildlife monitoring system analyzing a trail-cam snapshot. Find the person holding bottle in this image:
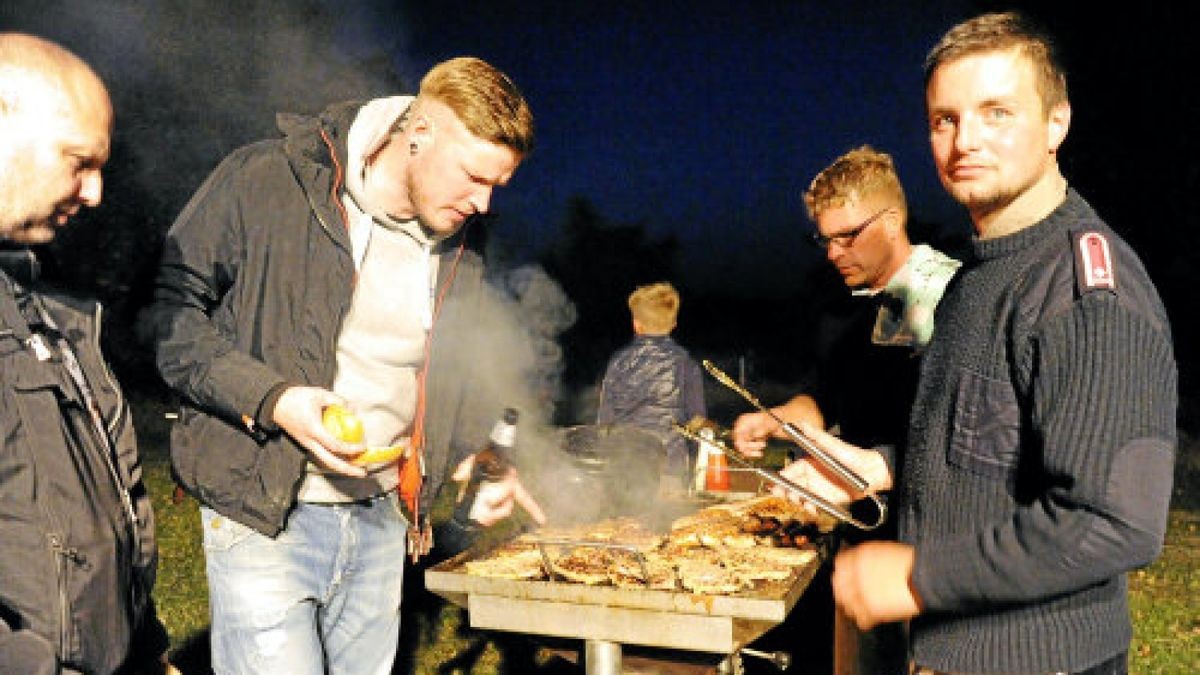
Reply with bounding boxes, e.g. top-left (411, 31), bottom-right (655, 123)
top-left (142, 56), bottom-right (544, 674)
